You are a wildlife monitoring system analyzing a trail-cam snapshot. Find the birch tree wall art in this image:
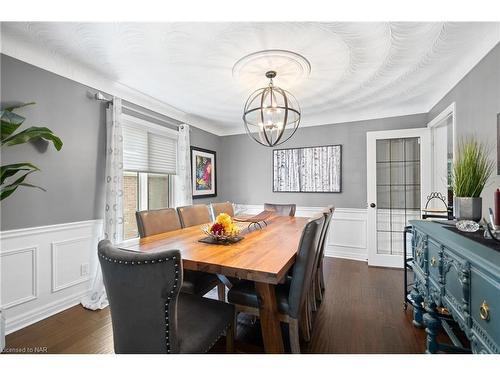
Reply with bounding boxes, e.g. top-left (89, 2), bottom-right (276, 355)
top-left (273, 145), bottom-right (342, 193)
